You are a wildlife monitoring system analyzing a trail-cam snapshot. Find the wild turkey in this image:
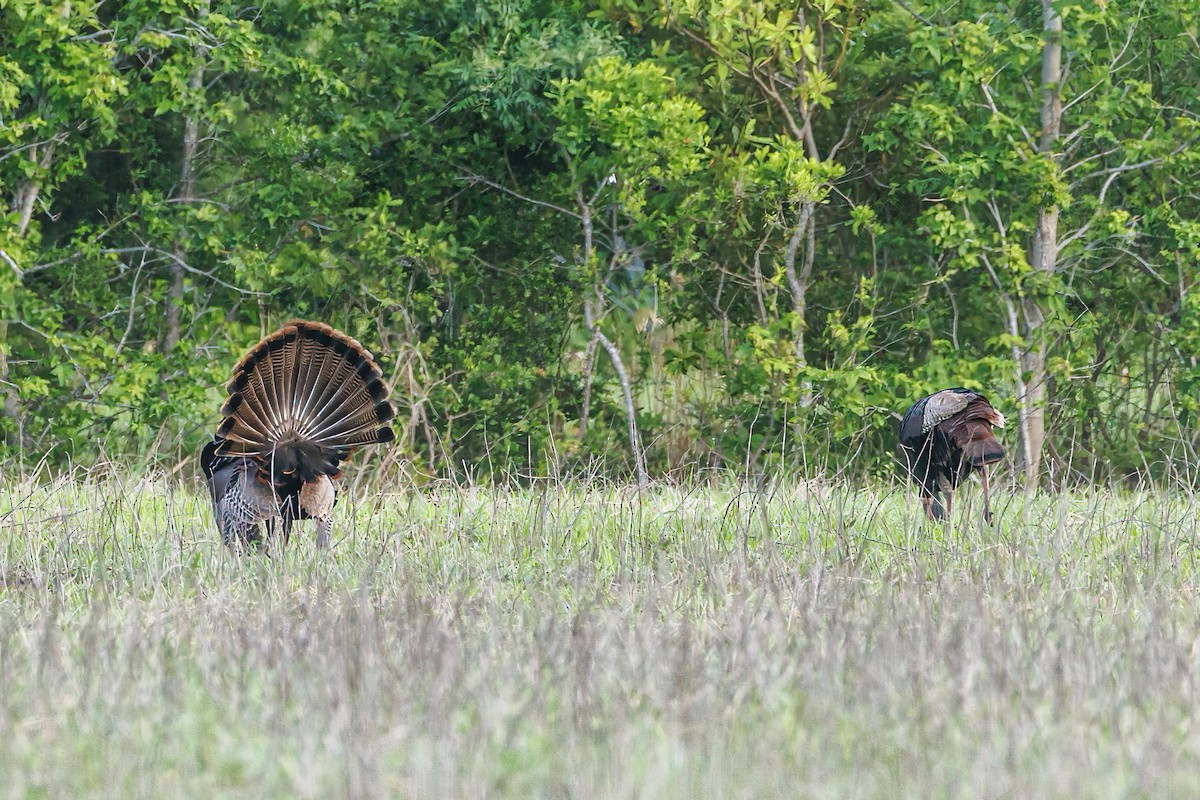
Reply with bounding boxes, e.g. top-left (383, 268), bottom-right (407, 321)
top-left (200, 320), bottom-right (395, 550)
top-left (897, 388), bottom-right (1005, 522)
